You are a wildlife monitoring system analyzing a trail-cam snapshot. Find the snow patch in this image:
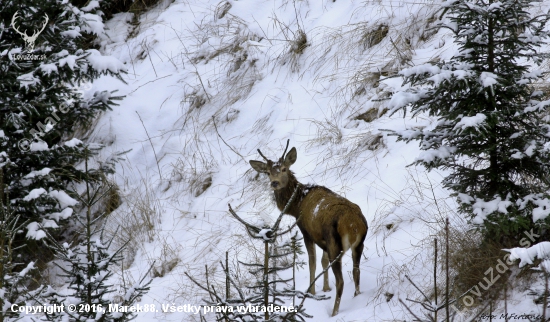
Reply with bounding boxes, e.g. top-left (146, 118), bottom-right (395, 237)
top-left (471, 196), bottom-right (512, 224)
top-left (31, 141), bottom-right (49, 151)
top-left (479, 72), bottom-right (498, 87)
top-left (417, 146), bottom-right (457, 163)
top-left (49, 190), bottom-right (78, 208)
top-left (23, 188), bottom-right (47, 201)
top-left (26, 222), bottom-right (47, 240)
top-left (86, 49), bottom-right (126, 74)
top-left (24, 167), bottom-right (52, 179)
top-left (64, 138), bottom-right (83, 147)
top-left (454, 113), bottom-right (487, 132)
top-left (507, 241), bottom-right (550, 268)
